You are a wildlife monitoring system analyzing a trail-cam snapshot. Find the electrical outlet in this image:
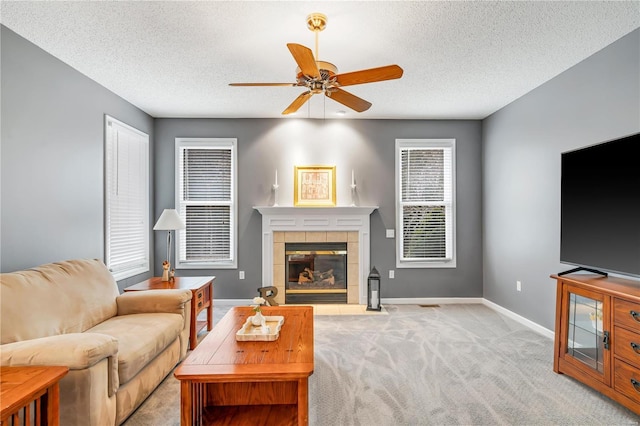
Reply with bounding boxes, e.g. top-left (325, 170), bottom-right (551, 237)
top-left (386, 229), bottom-right (395, 238)
top-left (239, 271), bottom-right (245, 280)
top-left (516, 280), bottom-right (521, 292)
top-left (389, 270), bottom-right (395, 279)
